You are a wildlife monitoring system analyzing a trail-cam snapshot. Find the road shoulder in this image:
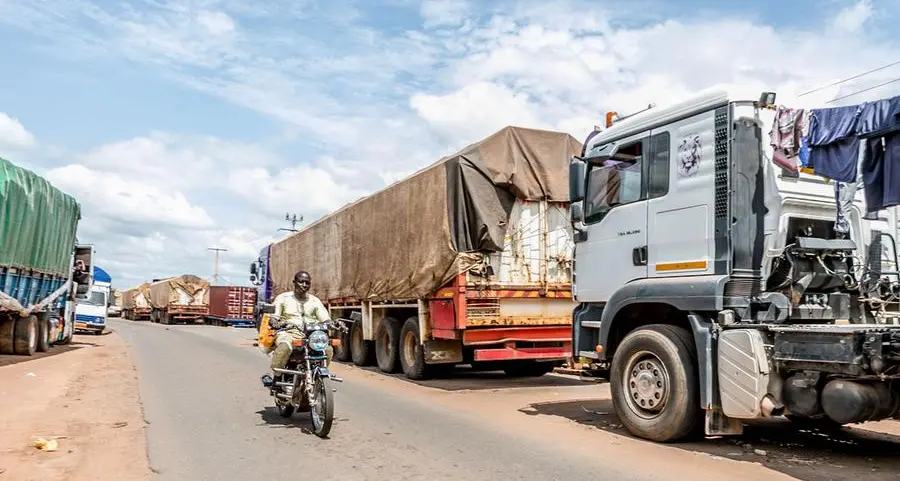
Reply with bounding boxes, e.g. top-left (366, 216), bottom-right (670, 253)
top-left (0, 330), bottom-right (151, 481)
